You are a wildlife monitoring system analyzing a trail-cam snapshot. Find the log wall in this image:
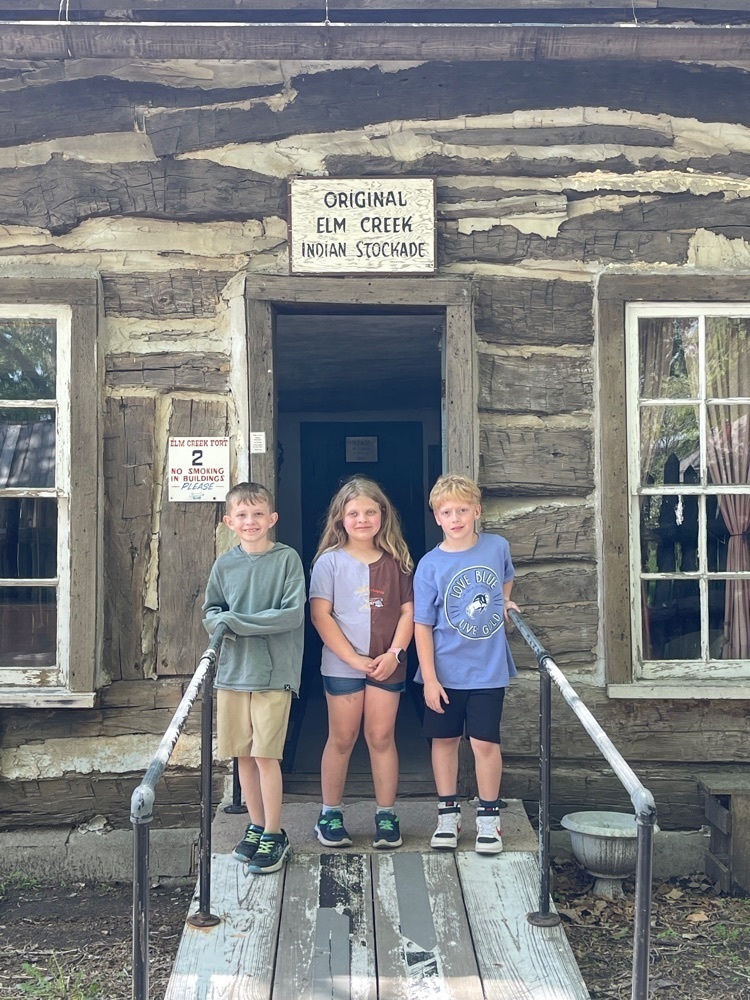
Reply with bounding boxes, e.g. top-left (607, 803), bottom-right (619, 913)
top-left (1, 54), bottom-right (749, 831)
